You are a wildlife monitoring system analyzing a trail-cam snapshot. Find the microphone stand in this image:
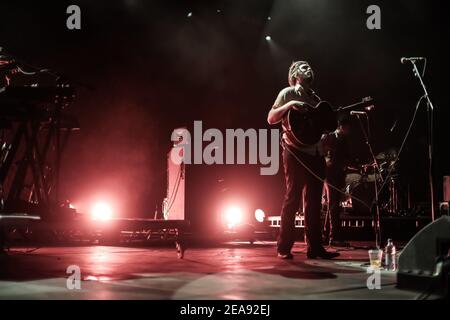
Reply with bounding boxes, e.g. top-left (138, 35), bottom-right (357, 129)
top-left (356, 113), bottom-right (383, 248)
top-left (408, 60), bottom-right (435, 221)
